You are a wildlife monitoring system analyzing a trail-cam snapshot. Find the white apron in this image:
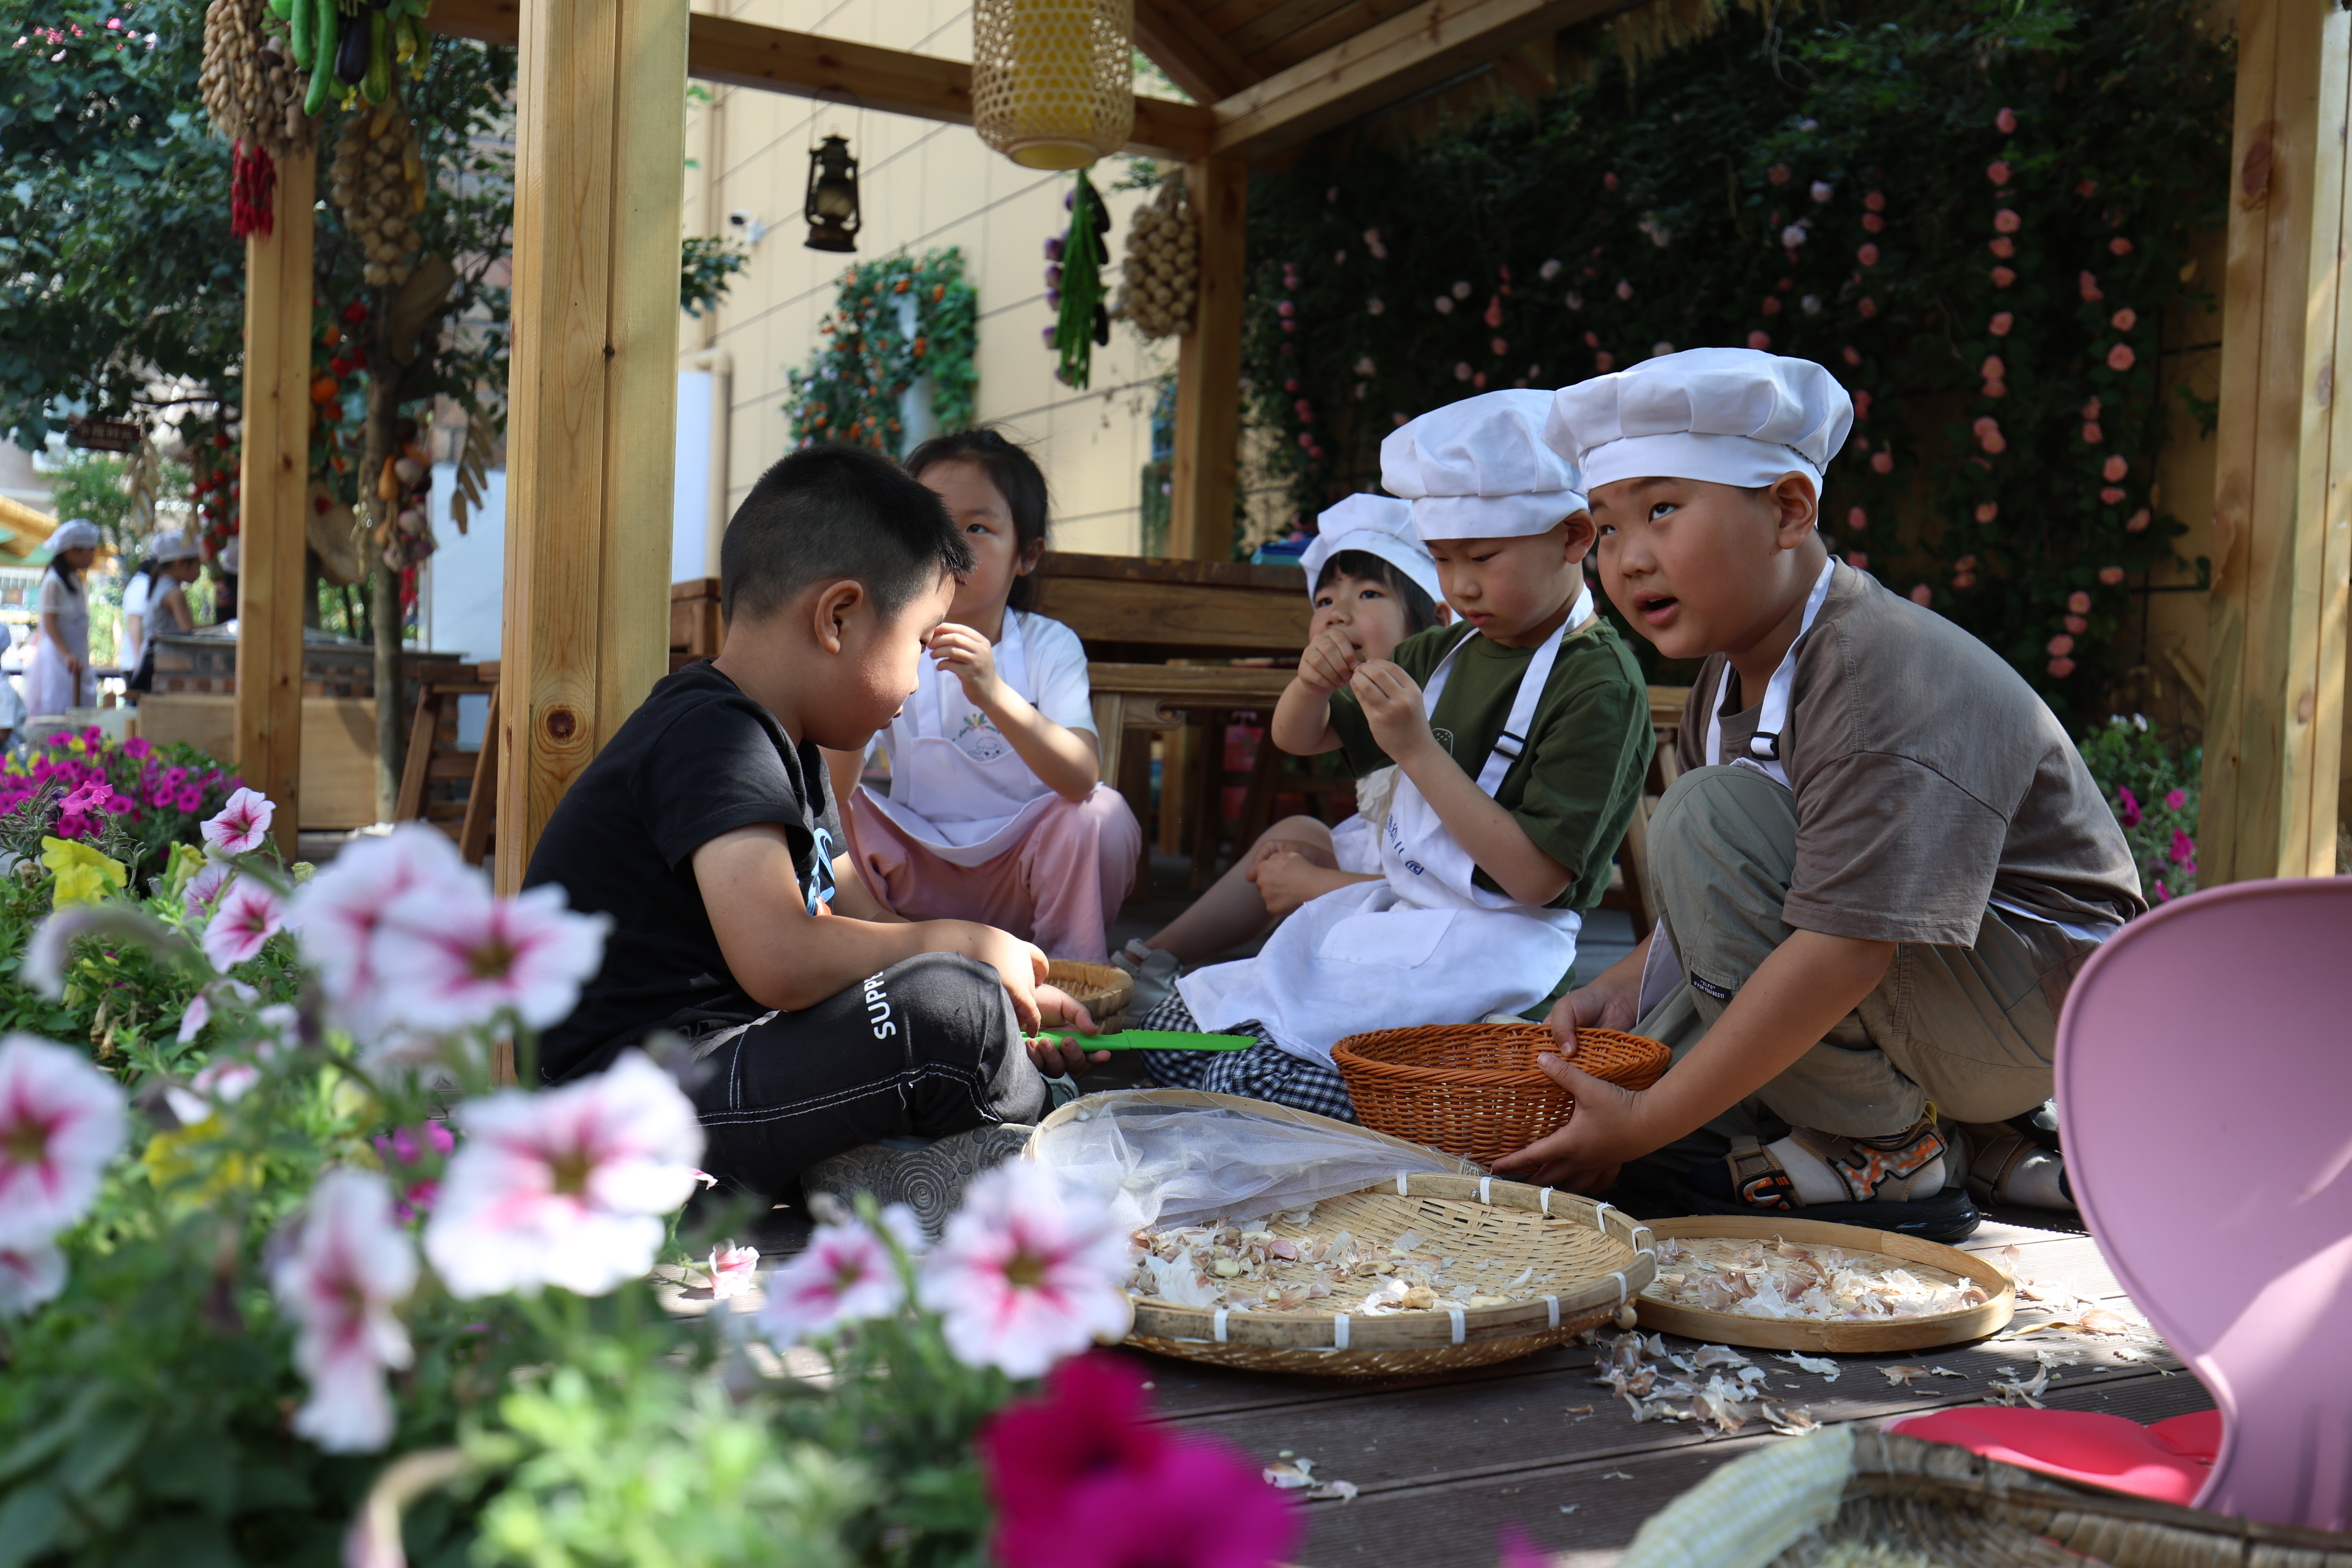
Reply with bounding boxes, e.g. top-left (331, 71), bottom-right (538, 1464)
top-left (858, 611), bottom-right (1060, 868)
top-left (1182, 590), bottom-right (1595, 1068)
top-left (26, 572), bottom-right (93, 717)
